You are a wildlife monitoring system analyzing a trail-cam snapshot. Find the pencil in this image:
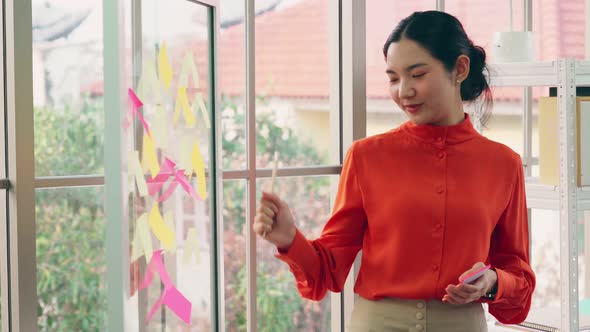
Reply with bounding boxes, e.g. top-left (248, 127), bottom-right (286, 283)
top-left (263, 152), bottom-right (279, 238)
